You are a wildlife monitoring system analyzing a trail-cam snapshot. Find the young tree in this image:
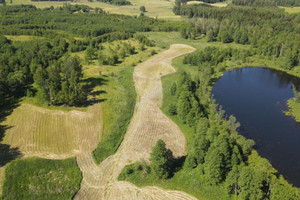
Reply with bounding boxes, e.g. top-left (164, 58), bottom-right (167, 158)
top-left (177, 91), bottom-right (192, 123)
top-left (61, 56), bottom-right (87, 106)
top-left (140, 6), bottom-right (146, 12)
top-left (168, 104), bottom-right (177, 115)
top-left (204, 146), bottom-right (225, 185)
top-left (47, 64), bottom-right (61, 105)
top-left (150, 139), bottom-right (174, 179)
top-left (85, 46), bottom-right (94, 64)
top-left (34, 66), bottom-right (49, 100)
top-left (170, 82), bottom-right (177, 96)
